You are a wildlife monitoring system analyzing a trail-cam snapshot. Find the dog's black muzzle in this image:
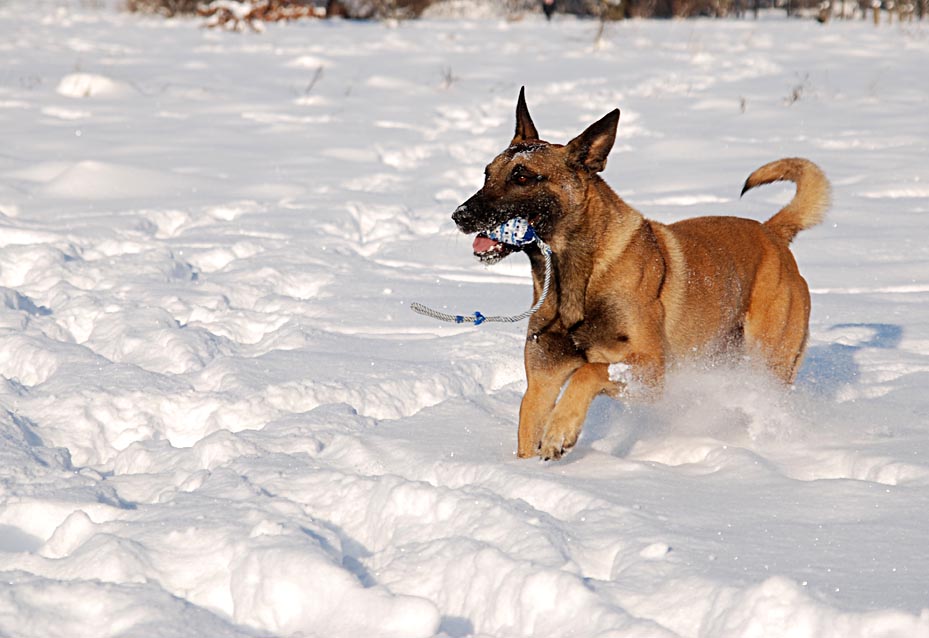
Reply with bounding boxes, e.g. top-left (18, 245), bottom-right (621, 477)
top-left (451, 196), bottom-right (487, 234)
top-left (452, 192), bottom-right (511, 235)
top-left (451, 202), bottom-right (475, 232)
